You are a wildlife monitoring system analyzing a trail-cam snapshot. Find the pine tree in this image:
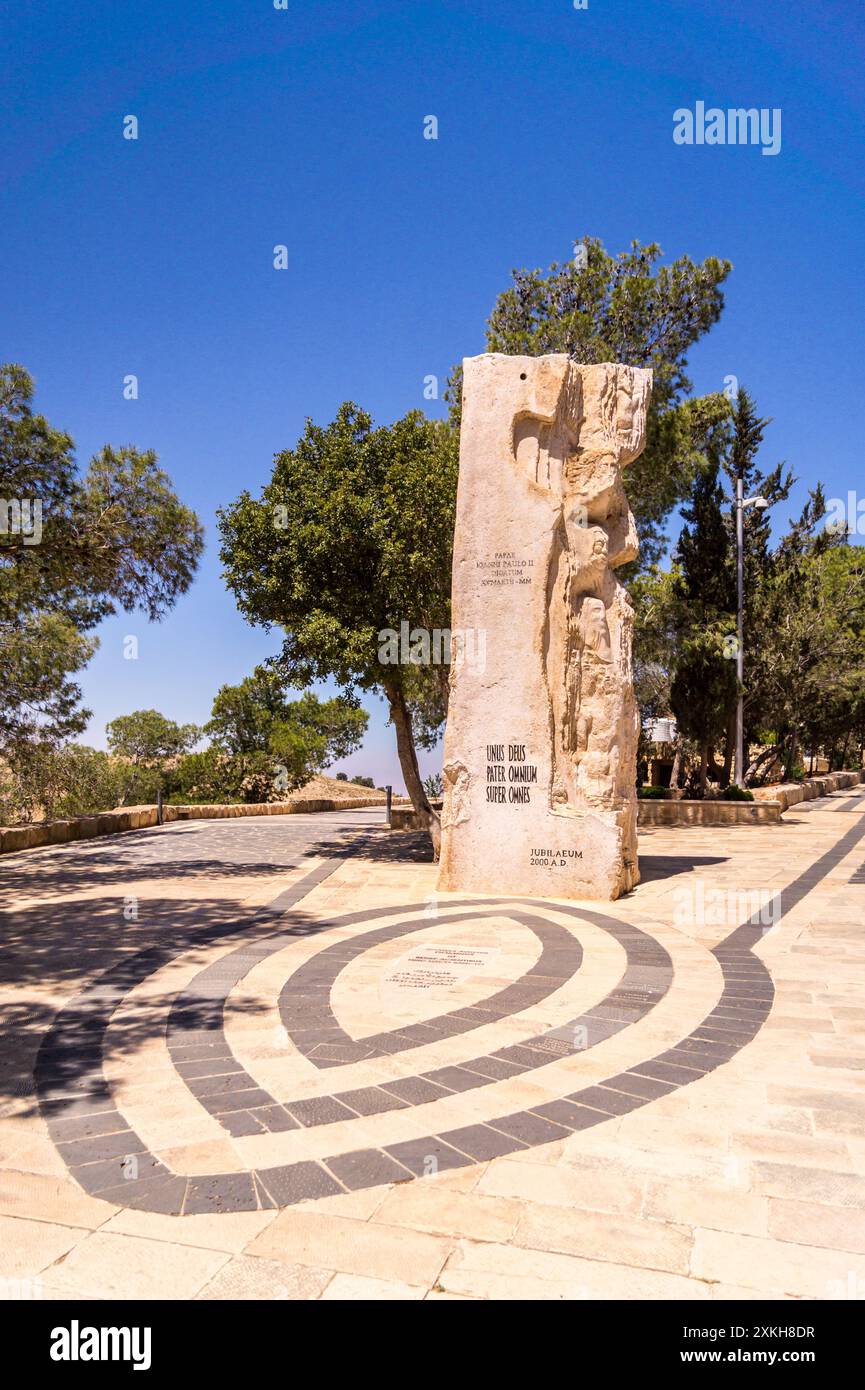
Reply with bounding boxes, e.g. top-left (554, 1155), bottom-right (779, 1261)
top-left (670, 457), bottom-right (737, 792)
